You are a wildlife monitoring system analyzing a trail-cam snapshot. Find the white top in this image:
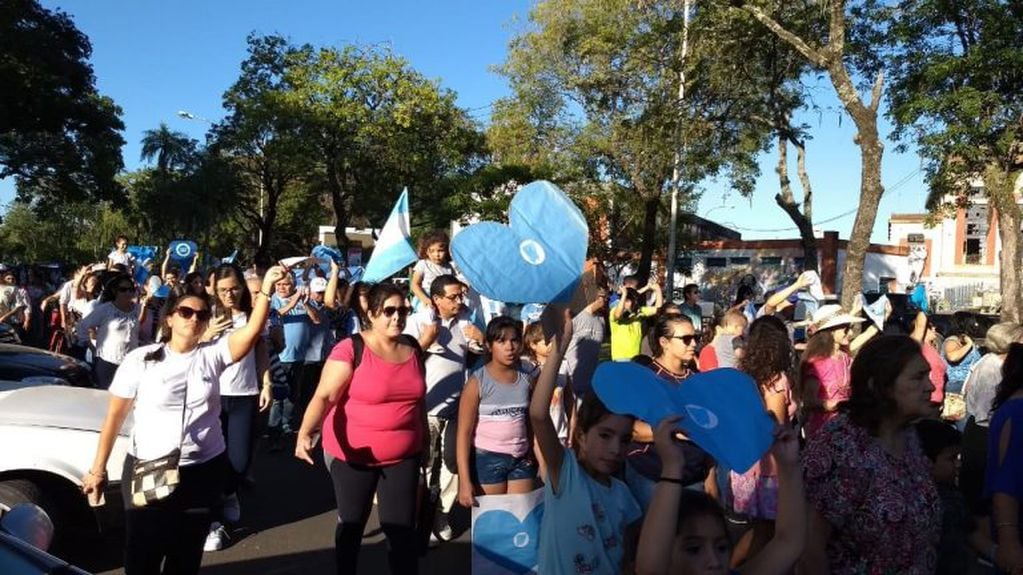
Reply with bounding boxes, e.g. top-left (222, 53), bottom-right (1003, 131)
top-left (69, 298), bottom-right (98, 344)
top-left (58, 279), bottom-right (75, 307)
top-left (218, 311), bottom-right (259, 396)
top-left (110, 338), bottom-right (233, 466)
top-left (77, 301), bottom-right (140, 364)
top-left (107, 250), bottom-right (135, 268)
